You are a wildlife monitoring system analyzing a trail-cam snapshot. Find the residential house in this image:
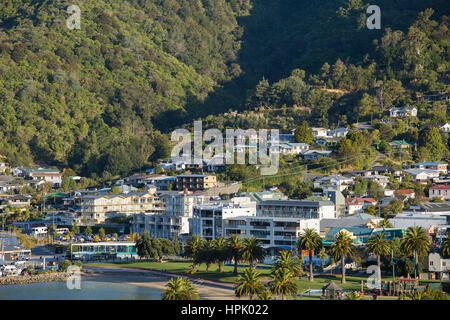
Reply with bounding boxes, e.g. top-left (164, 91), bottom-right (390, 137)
top-left (313, 175), bottom-right (354, 192)
top-left (389, 106), bottom-right (417, 118)
top-left (389, 140), bottom-right (414, 151)
top-left (362, 174), bottom-right (390, 188)
top-left (278, 143), bottom-right (310, 155)
top-left (25, 168), bottom-right (62, 187)
top-left (403, 169), bottom-right (440, 183)
top-left (411, 161), bottom-right (448, 174)
top-left (302, 150), bottom-right (332, 161)
top-left (440, 123), bottom-right (450, 134)
top-left (345, 197), bottom-right (377, 215)
top-left (394, 189), bottom-right (415, 200)
top-left (429, 184), bottom-right (450, 201)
